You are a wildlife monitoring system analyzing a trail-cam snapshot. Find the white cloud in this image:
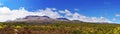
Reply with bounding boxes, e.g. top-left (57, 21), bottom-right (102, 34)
top-left (112, 18), bottom-right (116, 21)
top-left (116, 14), bottom-right (120, 17)
top-left (0, 6), bottom-right (112, 23)
top-left (0, 7), bottom-right (31, 22)
top-left (0, 7), bottom-right (62, 22)
top-left (71, 13), bottom-right (81, 20)
top-left (59, 9), bottom-right (111, 23)
top-left (58, 9), bottom-right (111, 23)
top-left (59, 9), bottom-right (72, 16)
top-left (35, 8), bottom-right (62, 18)
top-left (74, 8), bottom-right (79, 11)
top-left (70, 13), bottom-right (111, 23)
